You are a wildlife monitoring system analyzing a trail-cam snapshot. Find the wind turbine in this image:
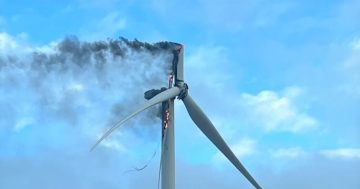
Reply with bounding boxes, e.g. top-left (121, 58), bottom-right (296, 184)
top-left (91, 43), bottom-right (262, 189)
